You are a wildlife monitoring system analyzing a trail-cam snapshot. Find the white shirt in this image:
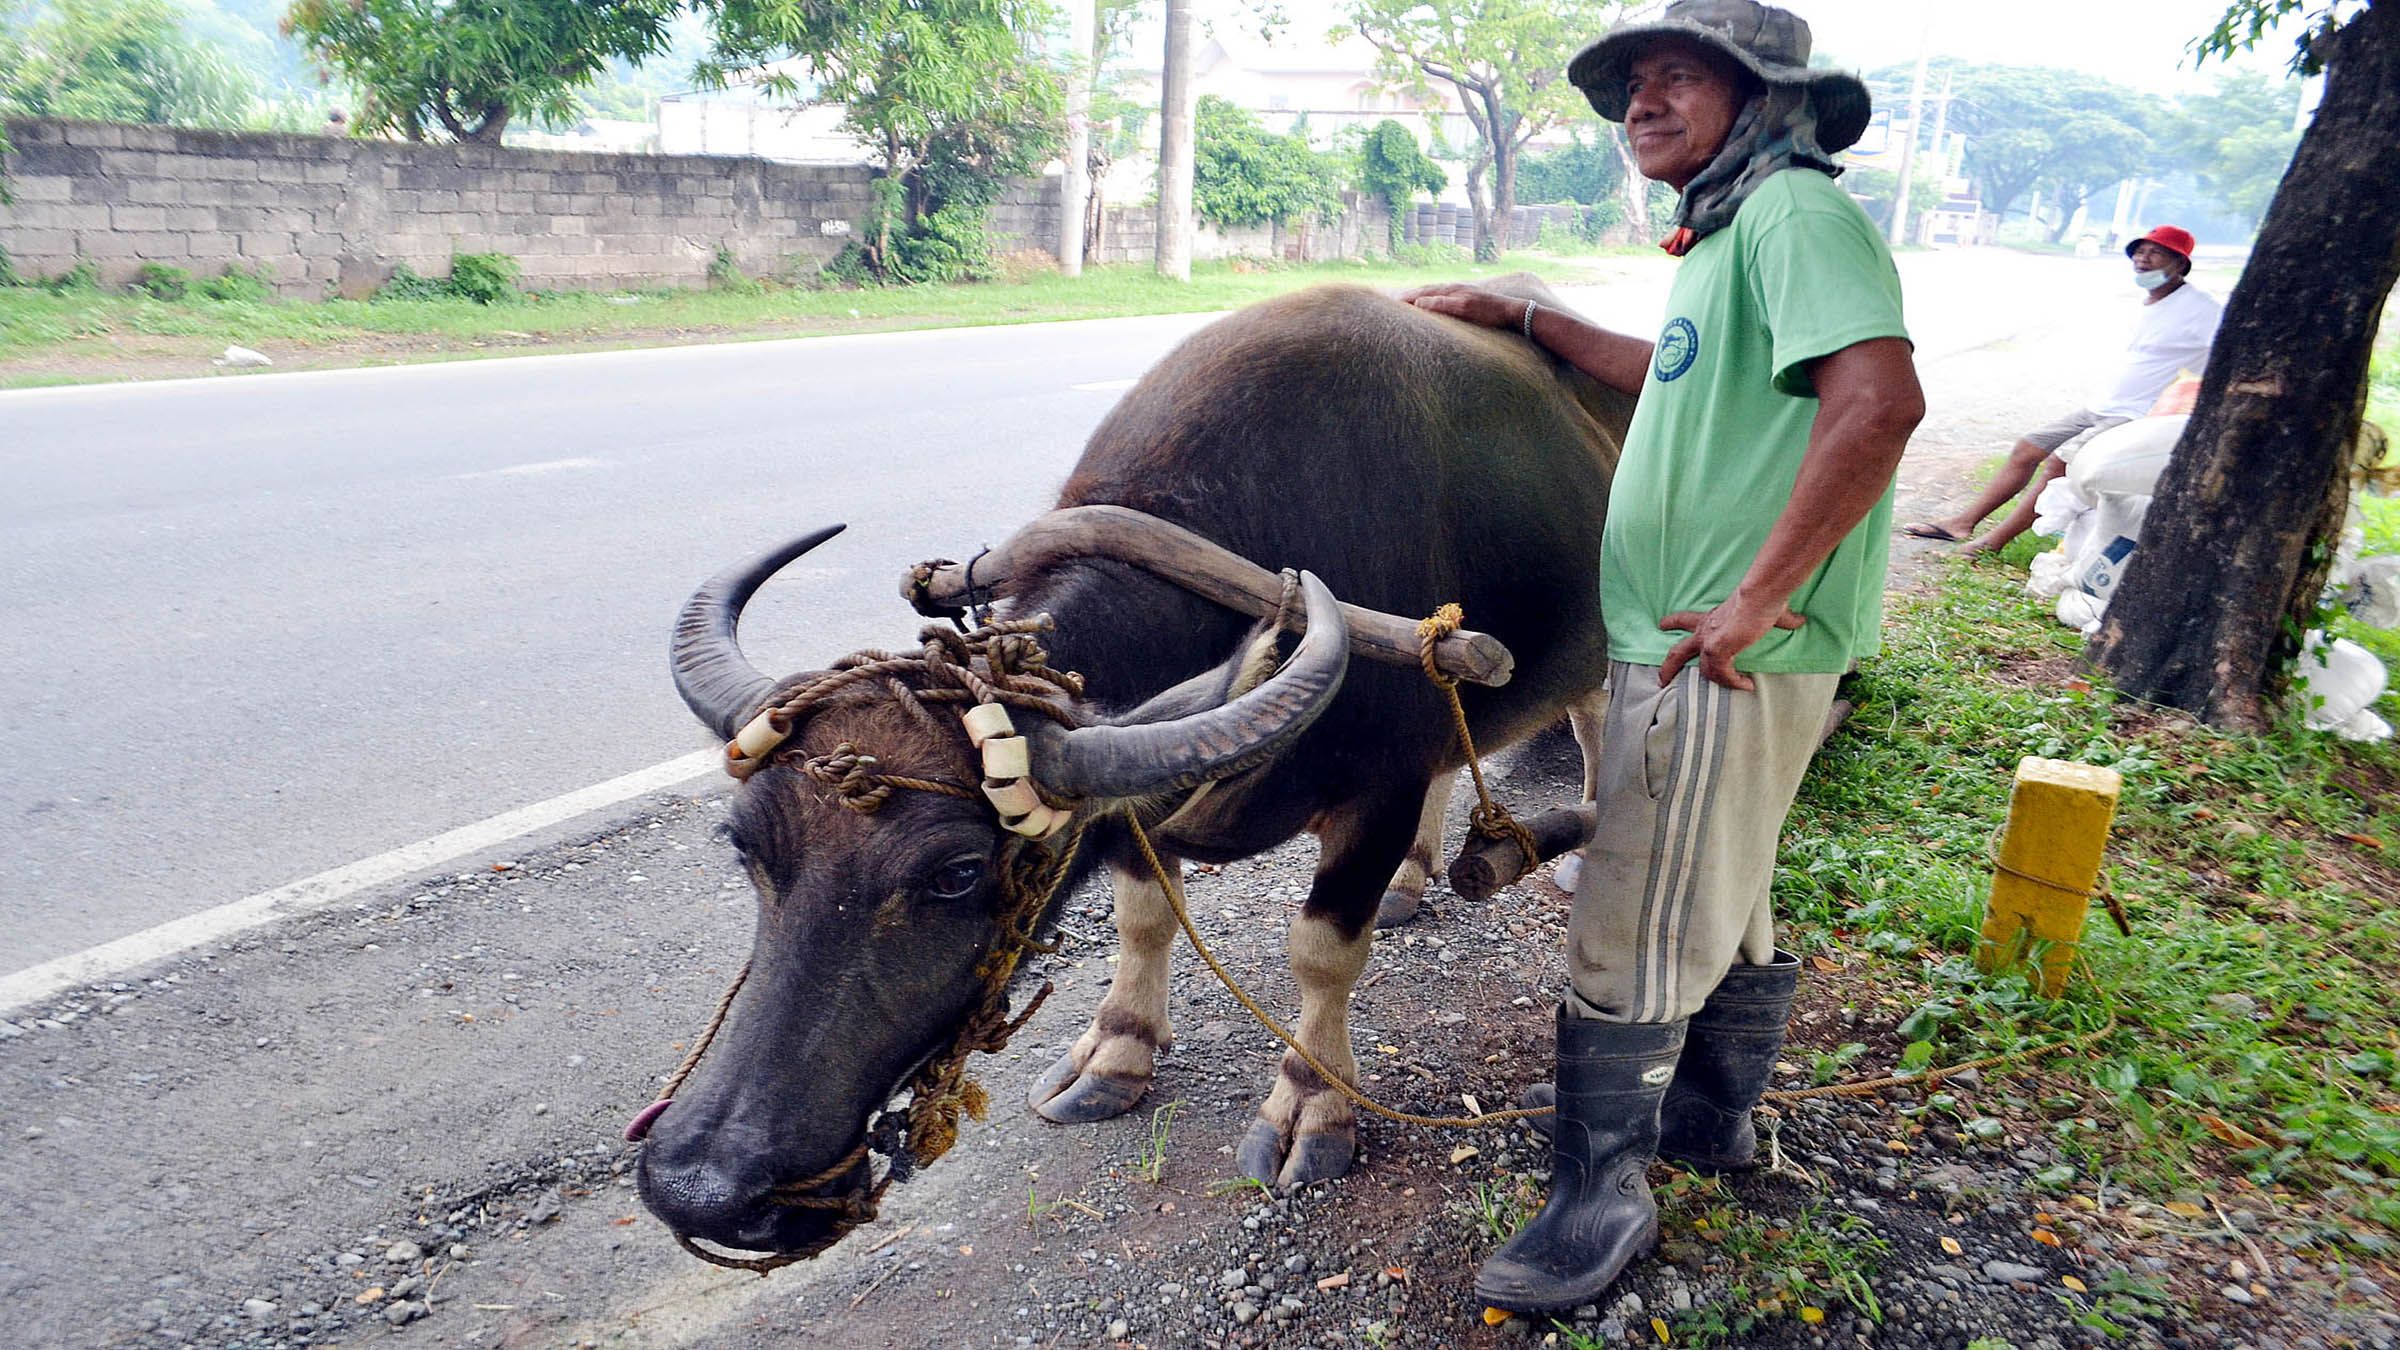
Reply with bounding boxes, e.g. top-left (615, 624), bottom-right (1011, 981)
top-left (2090, 284), bottom-right (2223, 418)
